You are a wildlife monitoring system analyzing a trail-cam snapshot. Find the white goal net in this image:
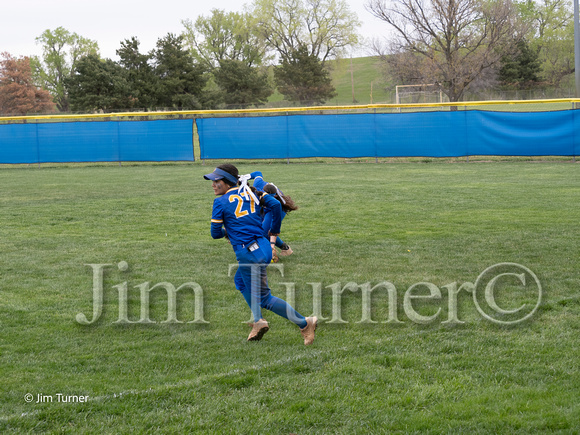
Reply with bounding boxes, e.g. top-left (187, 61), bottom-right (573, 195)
top-left (395, 84), bottom-right (444, 105)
